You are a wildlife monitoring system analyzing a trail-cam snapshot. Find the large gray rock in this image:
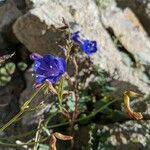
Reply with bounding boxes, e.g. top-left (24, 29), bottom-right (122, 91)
top-left (0, 2), bottom-right (22, 50)
top-left (3, 0), bottom-right (26, 10)
top-left (86, 120), bottom-right (150, 150)
top-left (13, 1), bottom-right (72, 55)
top-left (0, 2), bottom-right (22, 33)
top-left (0, 71), bottom-right (24, 135)
top-left (100, 1), bottom-right (150, 65)
top-left (13, 0), bottom-right (150, 95)
top-left (116, 0), bottom-right (150, 35)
